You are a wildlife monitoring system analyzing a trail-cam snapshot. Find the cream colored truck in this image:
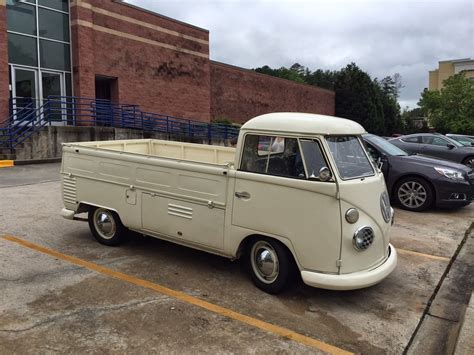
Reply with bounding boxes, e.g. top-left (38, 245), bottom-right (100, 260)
top-left (61, 112), bottom-right (397, 294)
